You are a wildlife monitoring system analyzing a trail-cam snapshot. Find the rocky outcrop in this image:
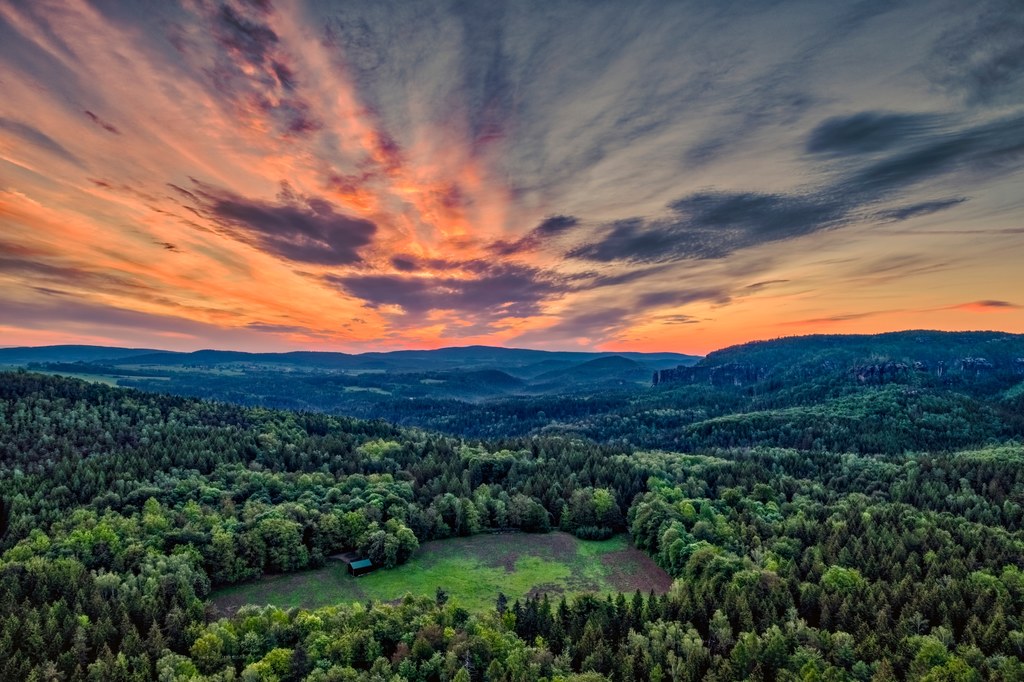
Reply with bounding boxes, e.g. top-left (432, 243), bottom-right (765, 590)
top-left (653, 362), bottom-right (765, 387)
top-left (958, 357), bottom-right (994, 376)
top-left (851, 361), bottom-right (910, 384)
